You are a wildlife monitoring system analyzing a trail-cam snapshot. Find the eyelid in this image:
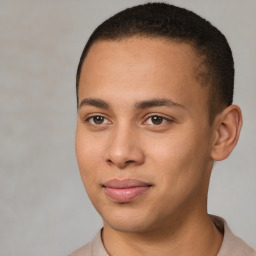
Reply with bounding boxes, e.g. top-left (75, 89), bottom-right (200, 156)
top-left (143, 113), bottom-right (174, 125)
top-left (84, 113), bottom-right (112, 125)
